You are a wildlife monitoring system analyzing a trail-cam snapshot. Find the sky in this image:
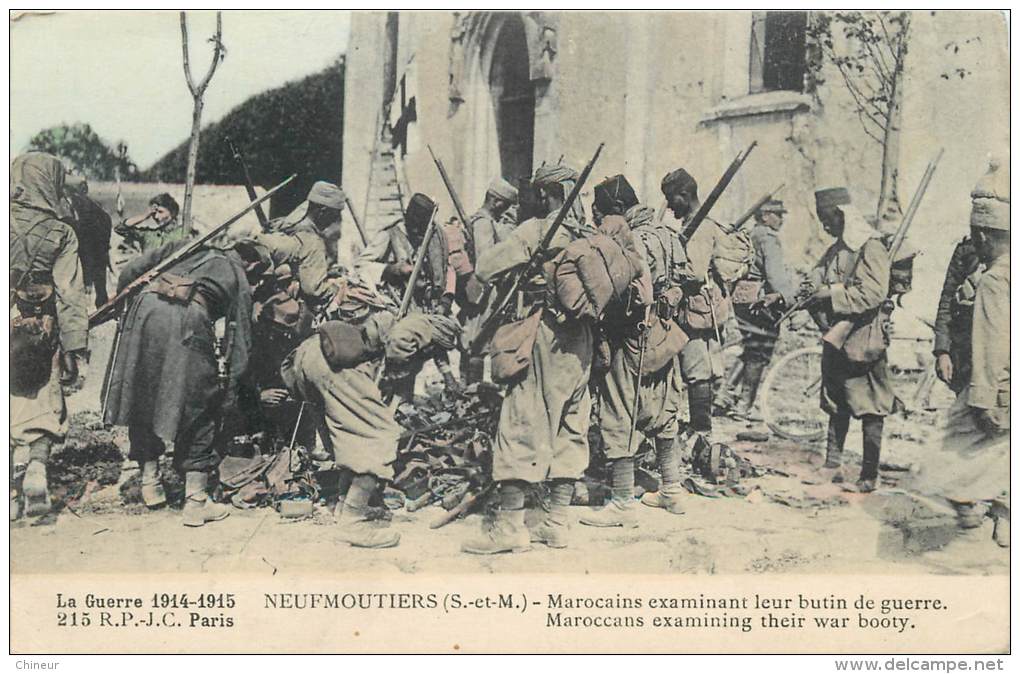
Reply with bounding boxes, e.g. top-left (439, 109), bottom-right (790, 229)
top-left (10, 10), bottom-right (351, 169)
